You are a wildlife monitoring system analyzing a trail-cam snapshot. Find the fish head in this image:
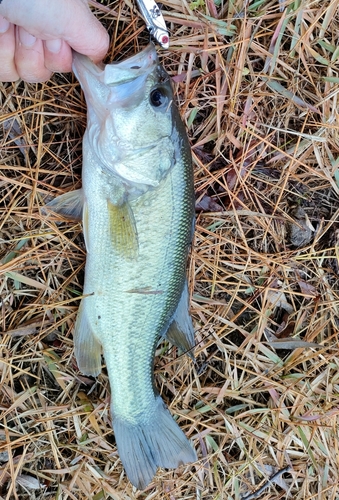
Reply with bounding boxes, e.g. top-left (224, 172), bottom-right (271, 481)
top-left (72, 45), bottom-right (181, 197)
